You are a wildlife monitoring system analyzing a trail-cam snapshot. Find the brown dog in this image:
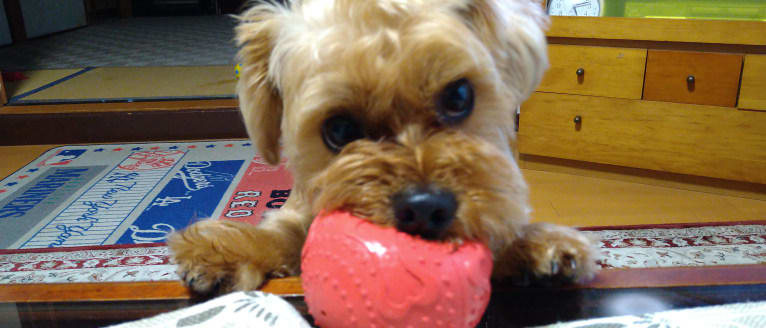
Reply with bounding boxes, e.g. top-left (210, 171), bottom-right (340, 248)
top-left (168, 0), bottom-right (598, 294)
